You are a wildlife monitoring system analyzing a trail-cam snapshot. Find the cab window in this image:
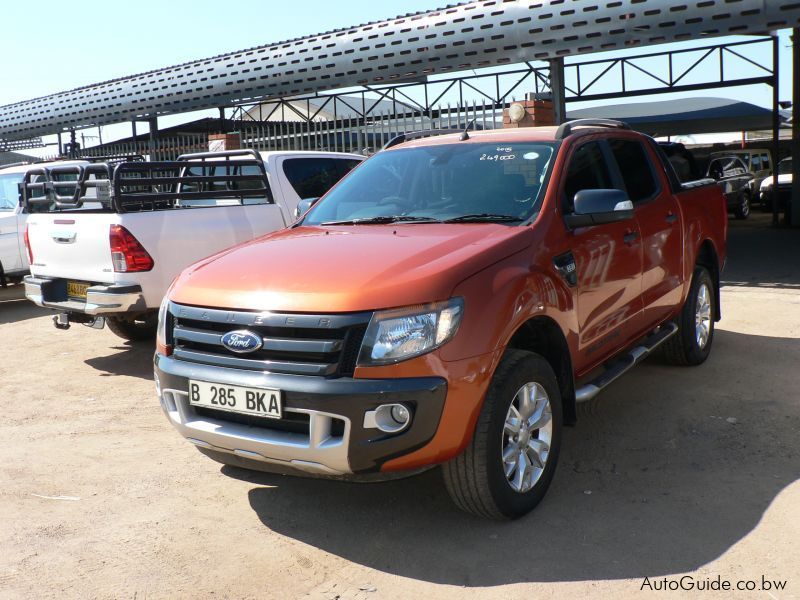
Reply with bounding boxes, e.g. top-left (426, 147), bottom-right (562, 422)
top-left (563, 142), bottom-right (613, 212)
top-left (608, 139), bottom-right (659, 202)
top-left (282, 157), bottom-right (361, 200)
